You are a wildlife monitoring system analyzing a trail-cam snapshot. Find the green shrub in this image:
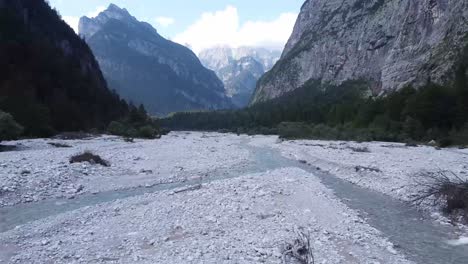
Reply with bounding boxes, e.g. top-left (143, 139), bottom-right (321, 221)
top-left (70, 151), bottom-right (110, 167)
top-left (278, 122), bottom-right (312, 139)
top-left (449, 123), bottom-right (468, 146)
top-left (438, 138), bottom-right (453, 148)
top-left (0, 111), bottom-right (23, 142)
top-left (413, 171), bottom-right (468, 222)
top-left (137, 125), bottom-right (157, 139)
top-left (107, 121), bottom-right (127, 136)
